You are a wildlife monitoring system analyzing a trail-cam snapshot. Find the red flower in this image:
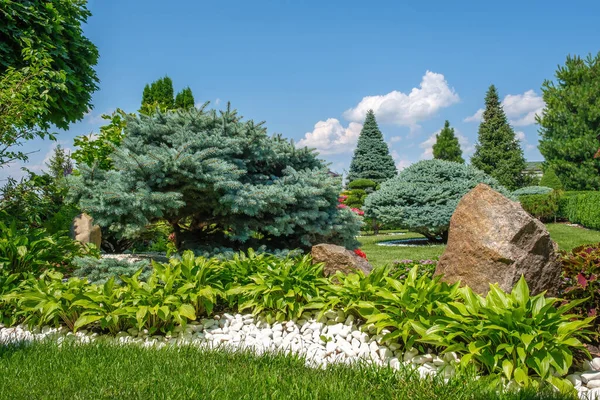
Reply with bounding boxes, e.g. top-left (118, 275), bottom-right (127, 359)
top-left (354, 248), bottom-right (367, 259)
top-left (338, 204), bottom-right (348, 209)
top-left (168, 233), bottom-right (175, 242)
top-left (351, 207), bottom-right (365, 216)
top-left (577, 273), bottom-right (588, 289)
